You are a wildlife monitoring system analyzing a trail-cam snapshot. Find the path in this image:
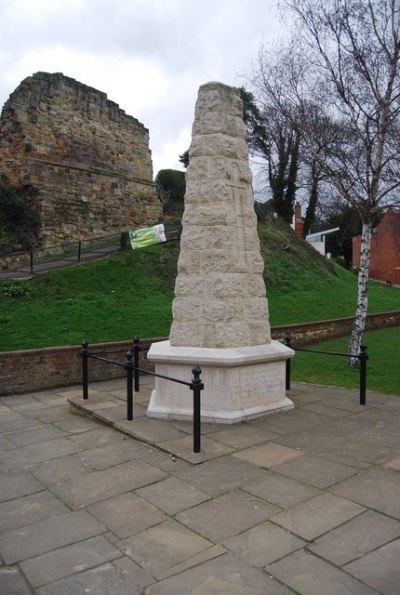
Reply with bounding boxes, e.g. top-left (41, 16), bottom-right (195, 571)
top-left (1, 378), bottom-right (399, 593)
